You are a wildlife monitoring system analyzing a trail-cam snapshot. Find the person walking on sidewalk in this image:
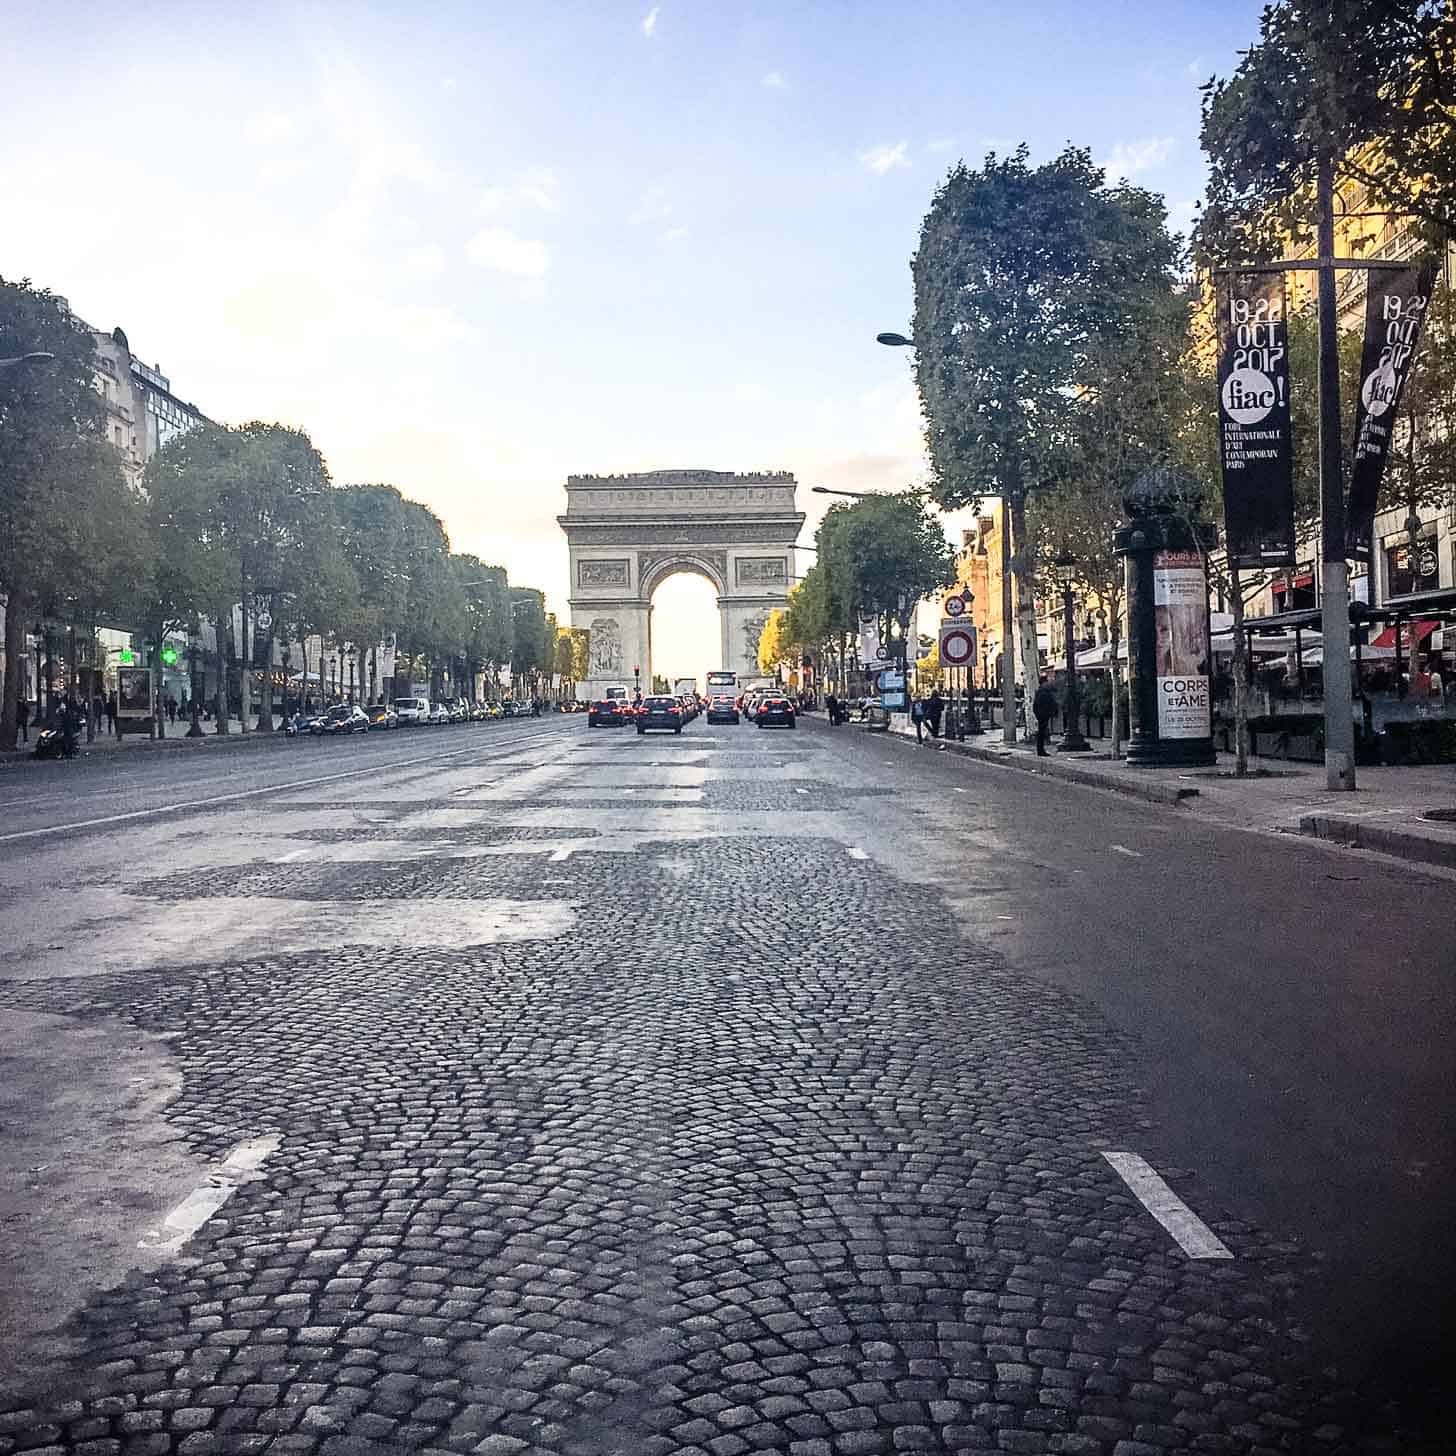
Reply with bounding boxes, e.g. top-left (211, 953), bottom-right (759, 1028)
top-left (105, 691), bottom-right (117, 737)
top-left (925, 688), bottom-right (944, 739)
top-left (1032, 676), bottom-right (1058, 757)
top-left (911, 695), bottom-right (926, 743)
top-left (16, 697), bottom-right (29, 744)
